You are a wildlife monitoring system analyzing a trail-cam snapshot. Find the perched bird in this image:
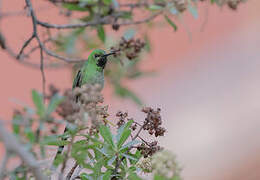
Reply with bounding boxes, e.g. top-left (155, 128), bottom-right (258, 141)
top-left (73, 49), bottom-right (116, 91)
top-left (54, 49), bottom-right (116, 165)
